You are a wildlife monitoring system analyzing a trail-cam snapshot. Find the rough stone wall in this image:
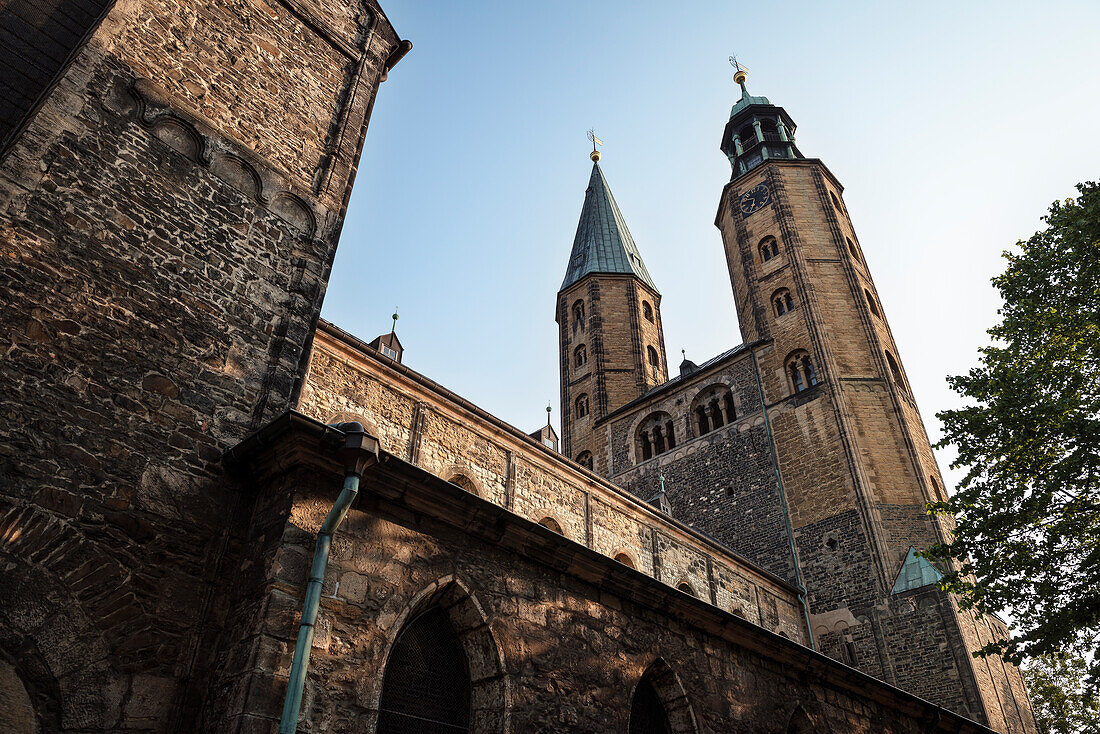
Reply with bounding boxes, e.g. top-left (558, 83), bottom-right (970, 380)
top-left (713, 157), bottom-right (1035, 731)
top-left (299, 324), bottom-right (806, 641)
top-left (0, 1), bottom-right (400, 730)
top-left (224, 456), bottom-right (997, 734)
top-left (607, 352), bottom-right (797, 585)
